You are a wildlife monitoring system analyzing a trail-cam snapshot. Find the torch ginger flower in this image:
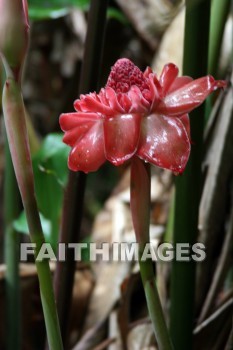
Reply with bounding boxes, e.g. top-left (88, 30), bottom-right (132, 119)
top-left (60, 59), bottom-right (226, 174)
